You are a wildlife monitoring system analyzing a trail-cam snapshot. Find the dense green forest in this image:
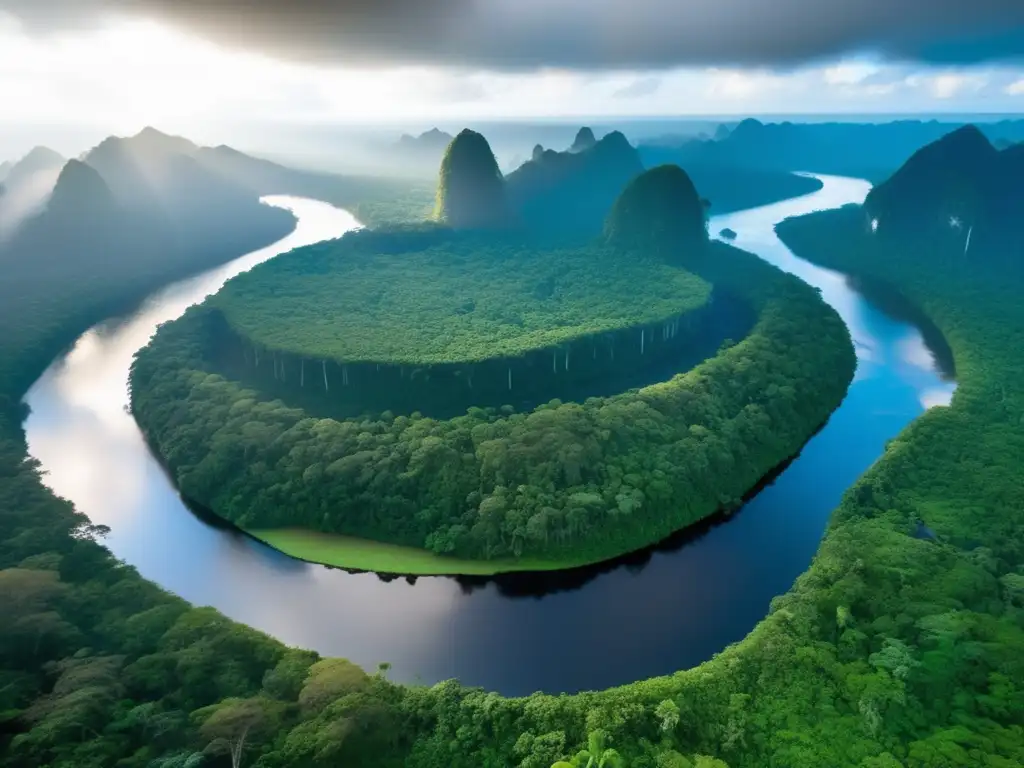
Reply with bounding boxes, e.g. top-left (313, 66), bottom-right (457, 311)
top-left (212, 230), bottom-right (710, 364)
top-left (204, 227), bottom-right (716, 418)
top-left (129, 221), bottom-right (852, 567)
